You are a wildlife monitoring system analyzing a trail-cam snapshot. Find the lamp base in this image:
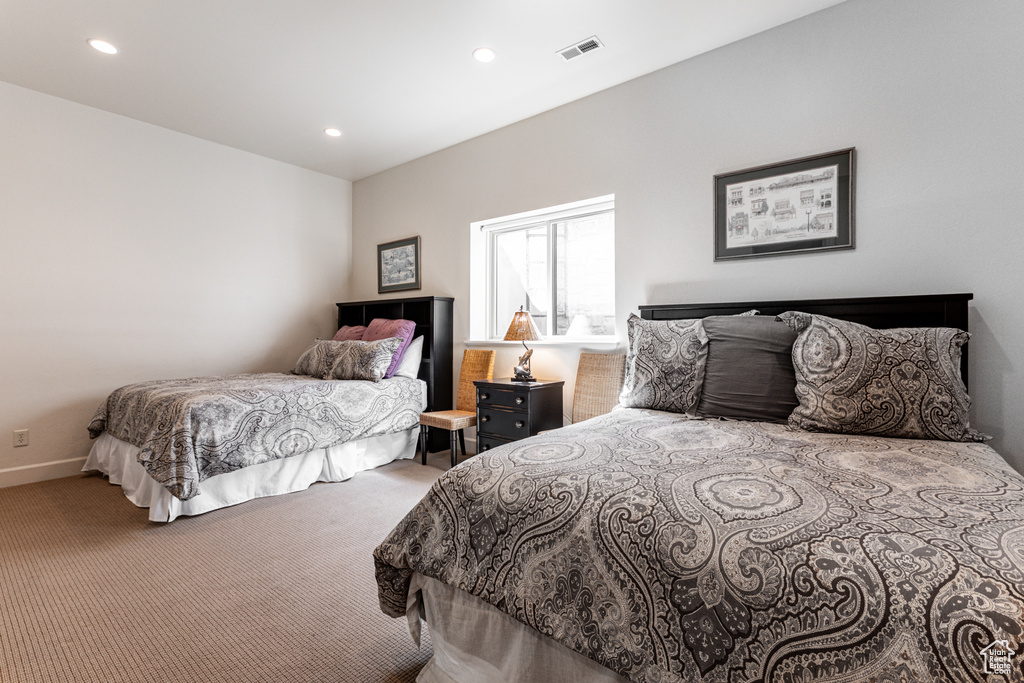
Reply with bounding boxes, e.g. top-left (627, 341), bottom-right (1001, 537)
top-left (510, 374), bottom-right (535, 382)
